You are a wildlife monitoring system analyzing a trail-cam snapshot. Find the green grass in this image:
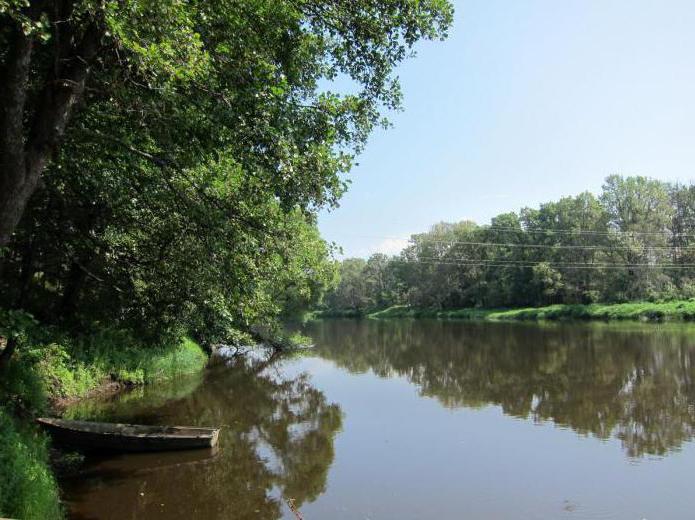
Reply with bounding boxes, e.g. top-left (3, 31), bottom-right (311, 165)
top-left (369, 301), bottom-right (695, 323)
top-left (0, 408), bottom-right (63, 520)
top-left (369, 305), bottom-right (499, 320)
top-left (310, 308), bottom-right (366, 319)
top-left (2, 329), bottom-right (208, 411)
